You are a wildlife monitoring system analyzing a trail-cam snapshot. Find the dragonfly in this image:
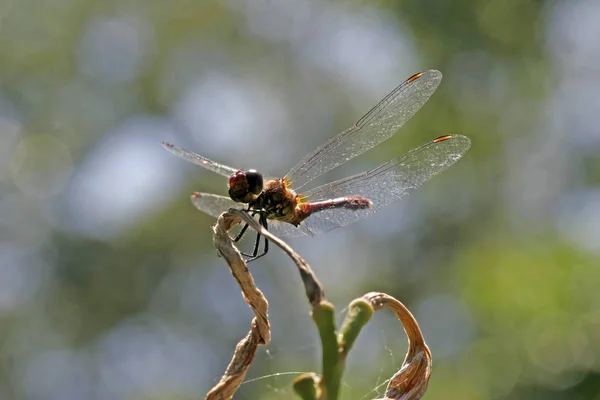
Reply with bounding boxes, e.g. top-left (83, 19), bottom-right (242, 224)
top-left (164, 70), bottom-right (471, 261)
